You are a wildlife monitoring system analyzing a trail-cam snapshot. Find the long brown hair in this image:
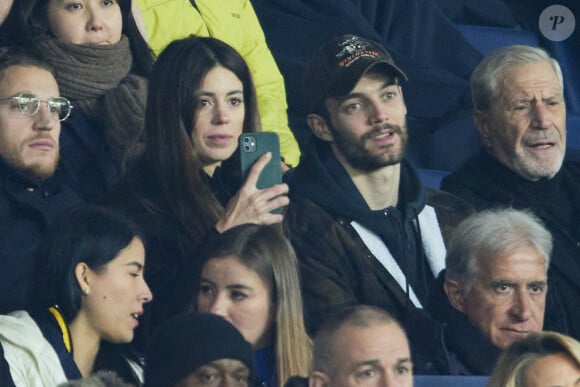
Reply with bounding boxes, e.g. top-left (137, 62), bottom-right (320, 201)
top-left (142, 36), bottom-right (260, 243)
